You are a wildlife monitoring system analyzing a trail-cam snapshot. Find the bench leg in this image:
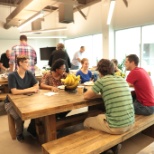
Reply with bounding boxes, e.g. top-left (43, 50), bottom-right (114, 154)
top-left (8, 114), bottom-right (16, 140)
top-left (42, 147), bottom-right (49, 154)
